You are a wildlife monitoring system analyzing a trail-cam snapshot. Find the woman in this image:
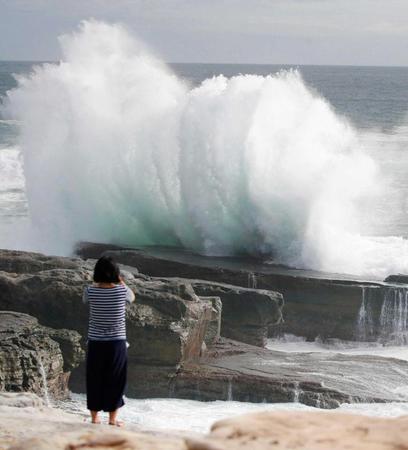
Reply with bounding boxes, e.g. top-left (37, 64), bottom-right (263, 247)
top-left (83, 256), bottom-right (135, 426)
